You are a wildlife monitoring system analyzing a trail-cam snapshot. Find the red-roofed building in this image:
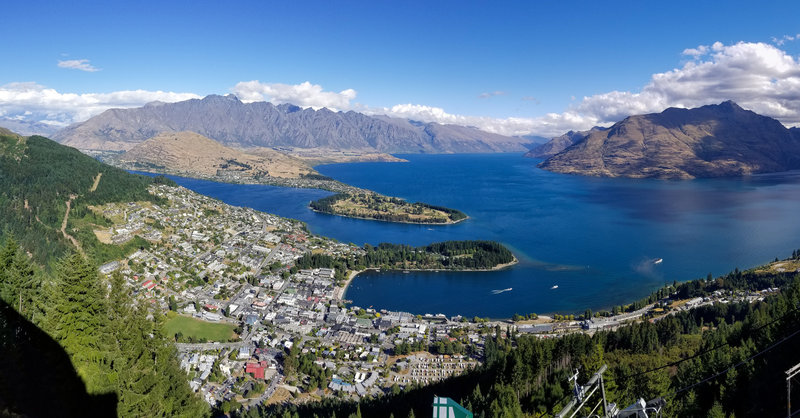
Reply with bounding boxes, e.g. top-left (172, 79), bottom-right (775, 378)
top-left (141, 280), bottom-right (156, 291)
top-left (245, 361), bottom-right (267, 379)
